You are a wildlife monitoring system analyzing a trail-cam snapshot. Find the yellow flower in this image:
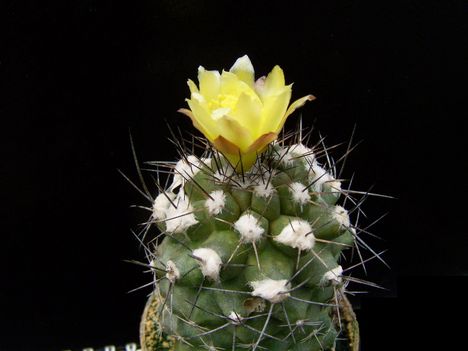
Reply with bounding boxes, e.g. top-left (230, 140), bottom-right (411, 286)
top-left (178, 55), bottom-right (315, 170)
